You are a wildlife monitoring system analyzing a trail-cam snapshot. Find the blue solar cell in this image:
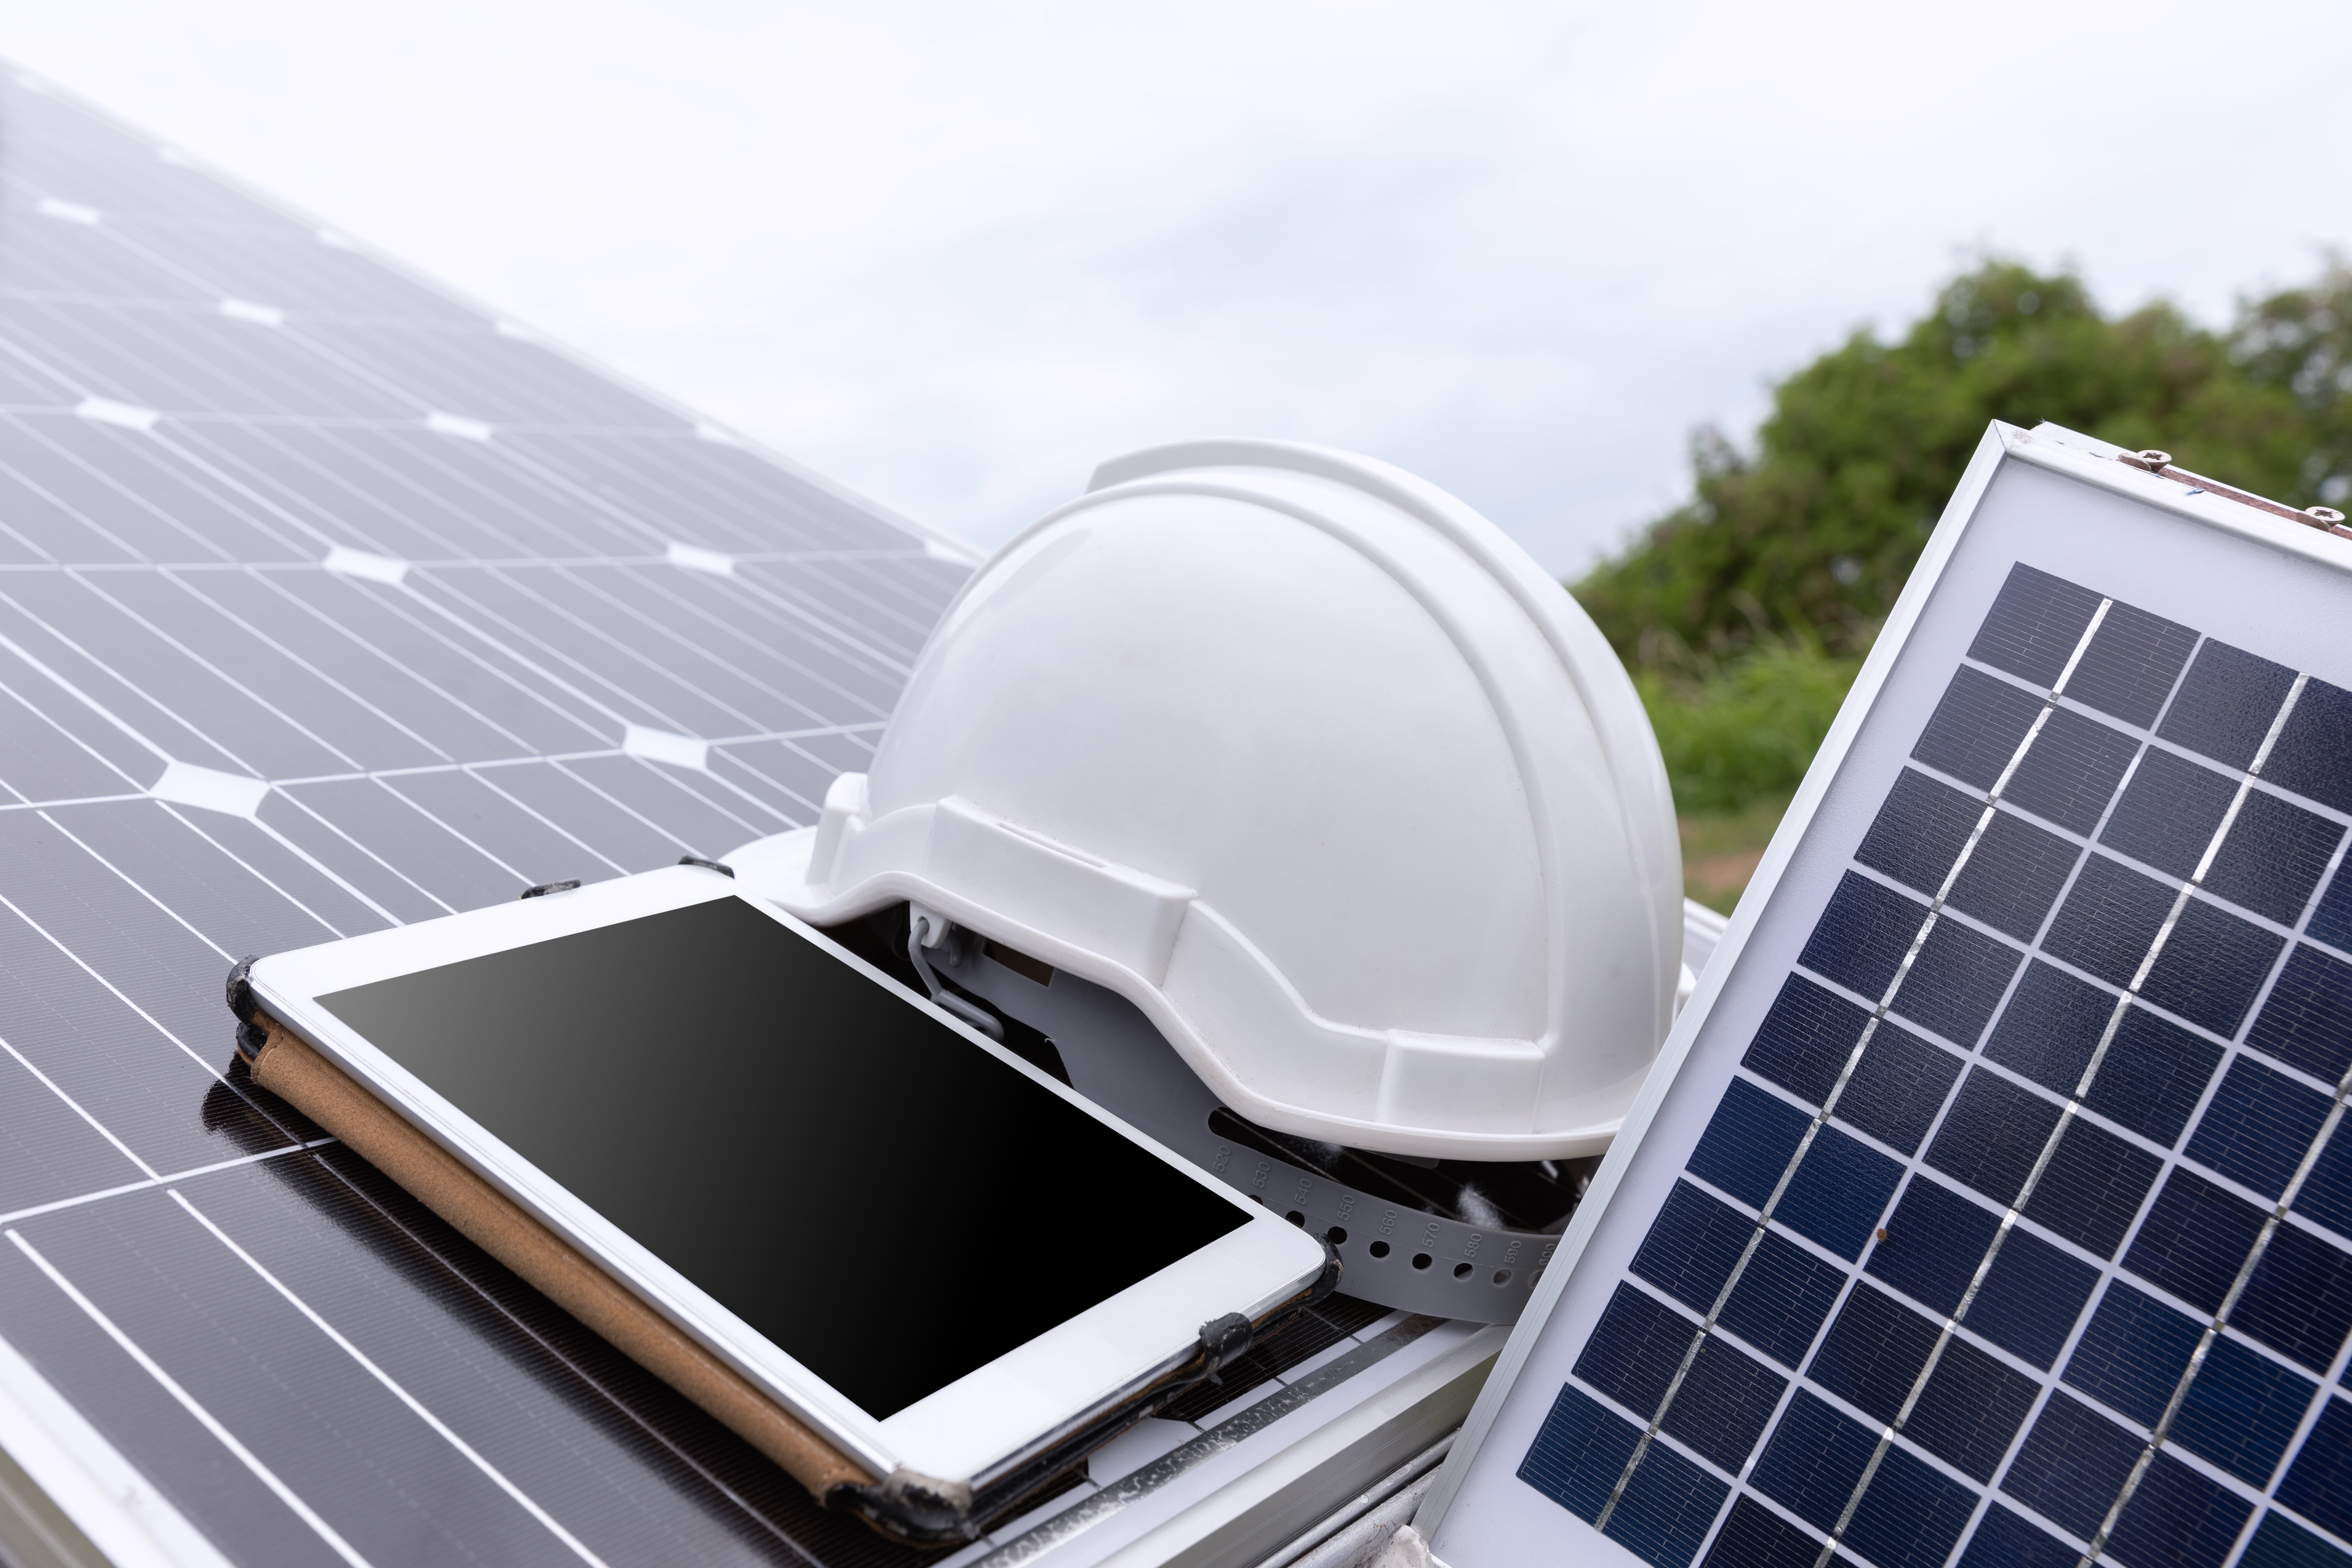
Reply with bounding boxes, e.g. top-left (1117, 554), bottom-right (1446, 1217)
top-left (2234, 1222), bottom-right (2352, 1374)
top-left (2099, 746), bottom-right (2236, 880)
top-left (1967, 564), bottom-right (2101, 690)
top-left (1689, 1079), bottom-right (1809, 1212)
top-left (1965, 1225), bottom-right (2100, 1370)
top-left (1809, 1285), bottom-right (1937, 1427)
top-left (1841, 1440), bottom-right (1980, 1568)
top-left (2173, 1334), bottom-right (2317, 1487)
top-left (2247, 945), bottom-right (2352, 1085)
top-left (2042, 854), bottom-right (2175, 991)
top-left (2140, 897), bottom-right (2287, 1038)
top-left (1912, 666), bottom-right (2042, 792)
top-left (1777, 1125), bottom-right (1902, 1260)
top-left (2297, 1125), bottom-right (2352, 1241)
top-left (1703, 1496), bottom-right (1839, 1568)
top-left (1519, 1383), bottom-right (1639, 1523)
top-left (1855, 768), bottom-right (1978, 900)
top-left (1802, 873), bottom-right (1925, 1004)
top-left (2159, 639), bottom-right (2296, 770)
top-left (1546, 576), bottom-right (2352, 1568)
top-left (1742, 975), bottom-right (1869, 1108)
top-left (1719, 1230), bottom-right (1848, 1370)
top-left (1866, 1178), bottom-right (1996, 1316)
top-left (2240, 1510), bottom-right (2352, 1568)
top-left (1890, 915), bottom-right (2022, 1048)
top-left (2109, 1448), bottom-right (2254, 1568)
top-left (1606, 1437), bottom-right (1731, 1568)
top-left (1665, 1337), bottom-right (1787, 1474)
top-left (1955, 1504), bottom-right (2079, 1568)
top-left (2064, 1281), bottom-right (2199, 1427)
top-left (2266, 676), bottom-right (2352, 817)
top-left (2187, 1057), bottom-right (2333, 1199)
top-left (2276, 1396), bottom-right (2352, 1546)
top-left (2308, 859), bottom-right (2352, 956)
top-left (1985, 961), bottom-right (2114, 1099)
top-left (2004, 706), bottom-right (2140, 836)
top-left (1926, 1068), bottom-right (2061, 1208)
top-left (2020, 1116), bottom-right (2160, 1259)
top-left (1749, 1390), bottom-right (1877, 1534)
top-left (2001, 1392), bottom-right (2140, 1540)
top-left (1576, 1283), bottom-right (1696, 1420)
top-left (2081, 1004), bottom-right (2224, 1148)
top-left (1833, 1022), bottom-right (1961, 1157)
top-left (1906, 1333), bottom-right (2040, 1482)
top-left (2123, 1169), bottom-right (2264, 1316)
top-left (2207, 789), bottom-right (2343, 926)
top-left (1948, 807), bottom-right (2081, 942)
top-left (2066, 598), bottom-right (2199, 729)
top-left (1634, 1181), bottom-right (1753, 1315)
